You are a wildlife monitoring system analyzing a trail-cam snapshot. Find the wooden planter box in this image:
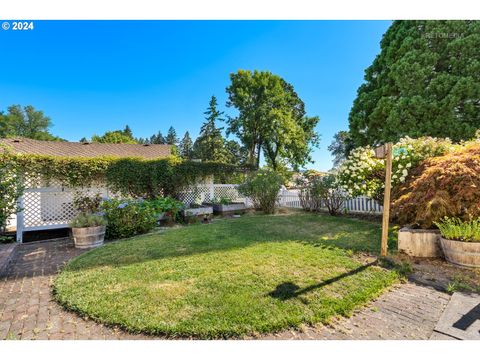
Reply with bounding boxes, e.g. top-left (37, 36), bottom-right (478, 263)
top-left (71, 225), bottom-right (106, 249)
top-left (398, 227), bottom-right (442, 257)
top-left (205, 202), bottom-right (246, 214)
top-left (440, 237), bottom-right (480, 268)
top-left (182, 206), bottom-right (213, 218)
